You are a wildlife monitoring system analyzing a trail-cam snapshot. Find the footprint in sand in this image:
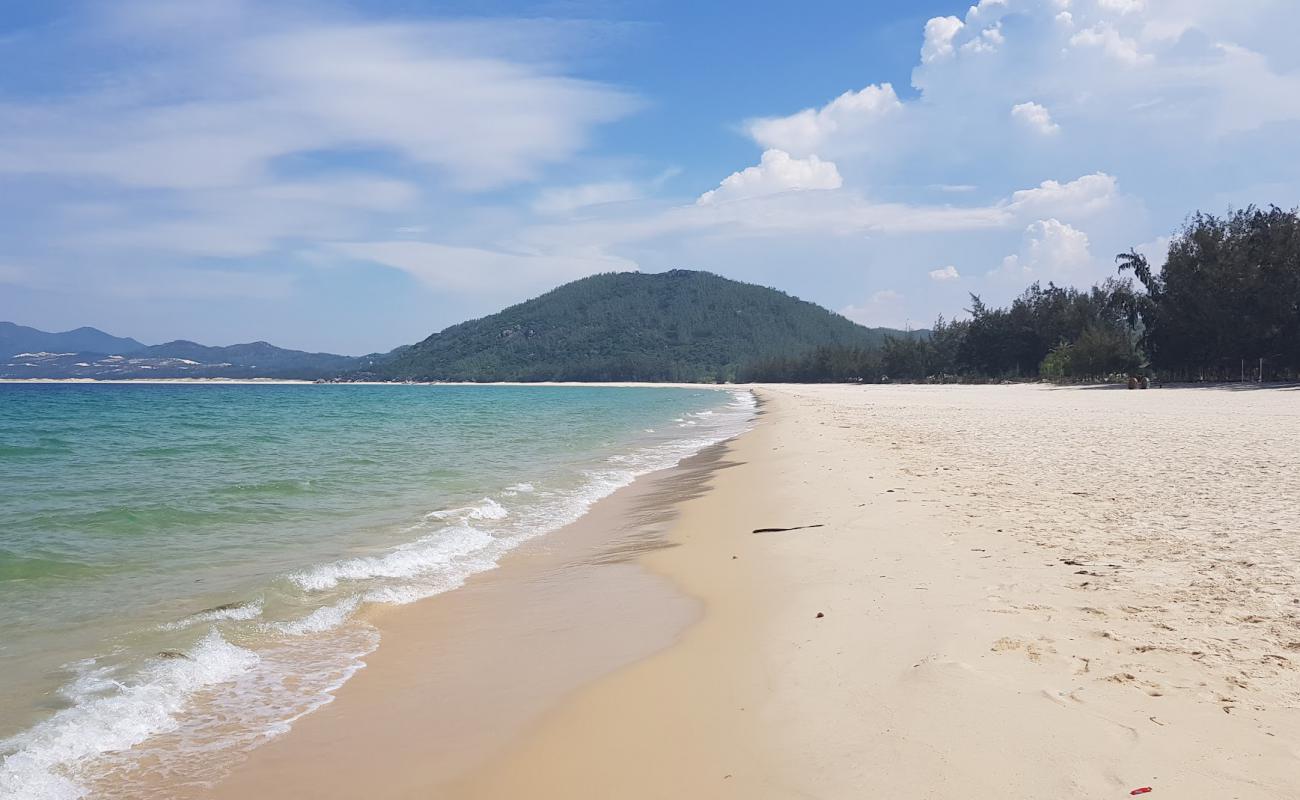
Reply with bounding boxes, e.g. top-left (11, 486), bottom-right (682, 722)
top-left (991, 637), bottom-right (1022, 653)
top-left (1104, 671), bottom-right (1165, 696)
top-left (990, 637), bottom-right (1056, 663)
